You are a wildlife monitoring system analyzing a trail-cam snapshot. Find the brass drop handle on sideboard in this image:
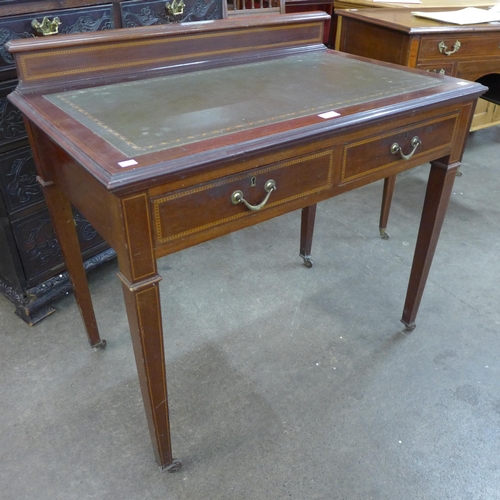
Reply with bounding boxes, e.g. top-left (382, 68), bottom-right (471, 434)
top-left (438, 40), bottom-right (461, 56)
top-left (231, 179), bottom-right (276, 211)
top-left (31, 17), bottom-right (62, 36)
top-left (391, 136), bottom-right (422, 160)
top-left (426, 68), bottom-right (446, 75)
